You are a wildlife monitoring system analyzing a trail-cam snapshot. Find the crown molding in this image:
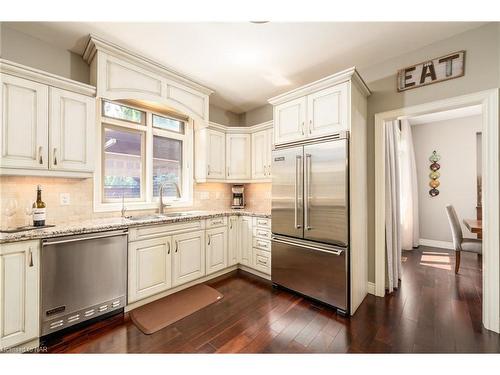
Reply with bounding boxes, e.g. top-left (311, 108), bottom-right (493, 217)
top-left (83, 34), bottom-right (214, 96)
top-left (208, 120), bottom-right (273, 133)
top-left (0, 59), bottom-right (96, 96)
top-left (268, 67), bottom-right (370, 105)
